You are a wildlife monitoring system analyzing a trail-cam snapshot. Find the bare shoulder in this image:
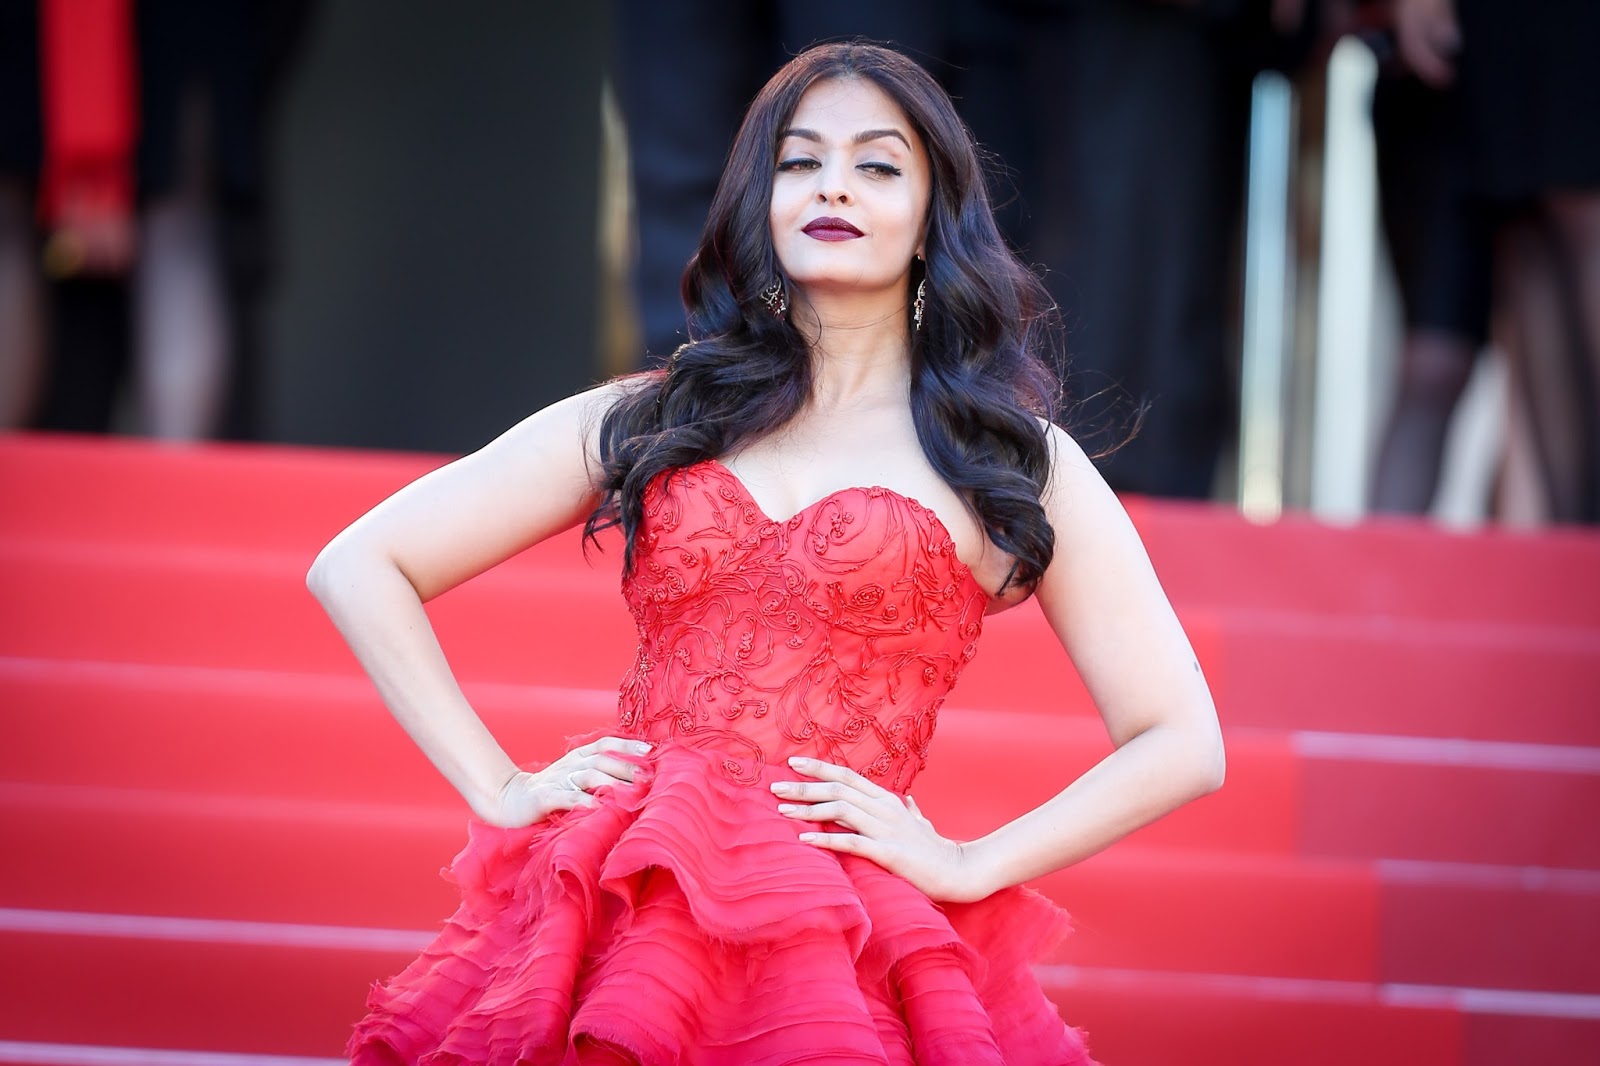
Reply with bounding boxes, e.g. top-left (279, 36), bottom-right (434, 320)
top-left (1038, 419), bottom-right (1097, 477)
top-left (1030, 415), bottom-right (1160, 601)
top-left (1035, 418), bottom-right (1121, 531)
